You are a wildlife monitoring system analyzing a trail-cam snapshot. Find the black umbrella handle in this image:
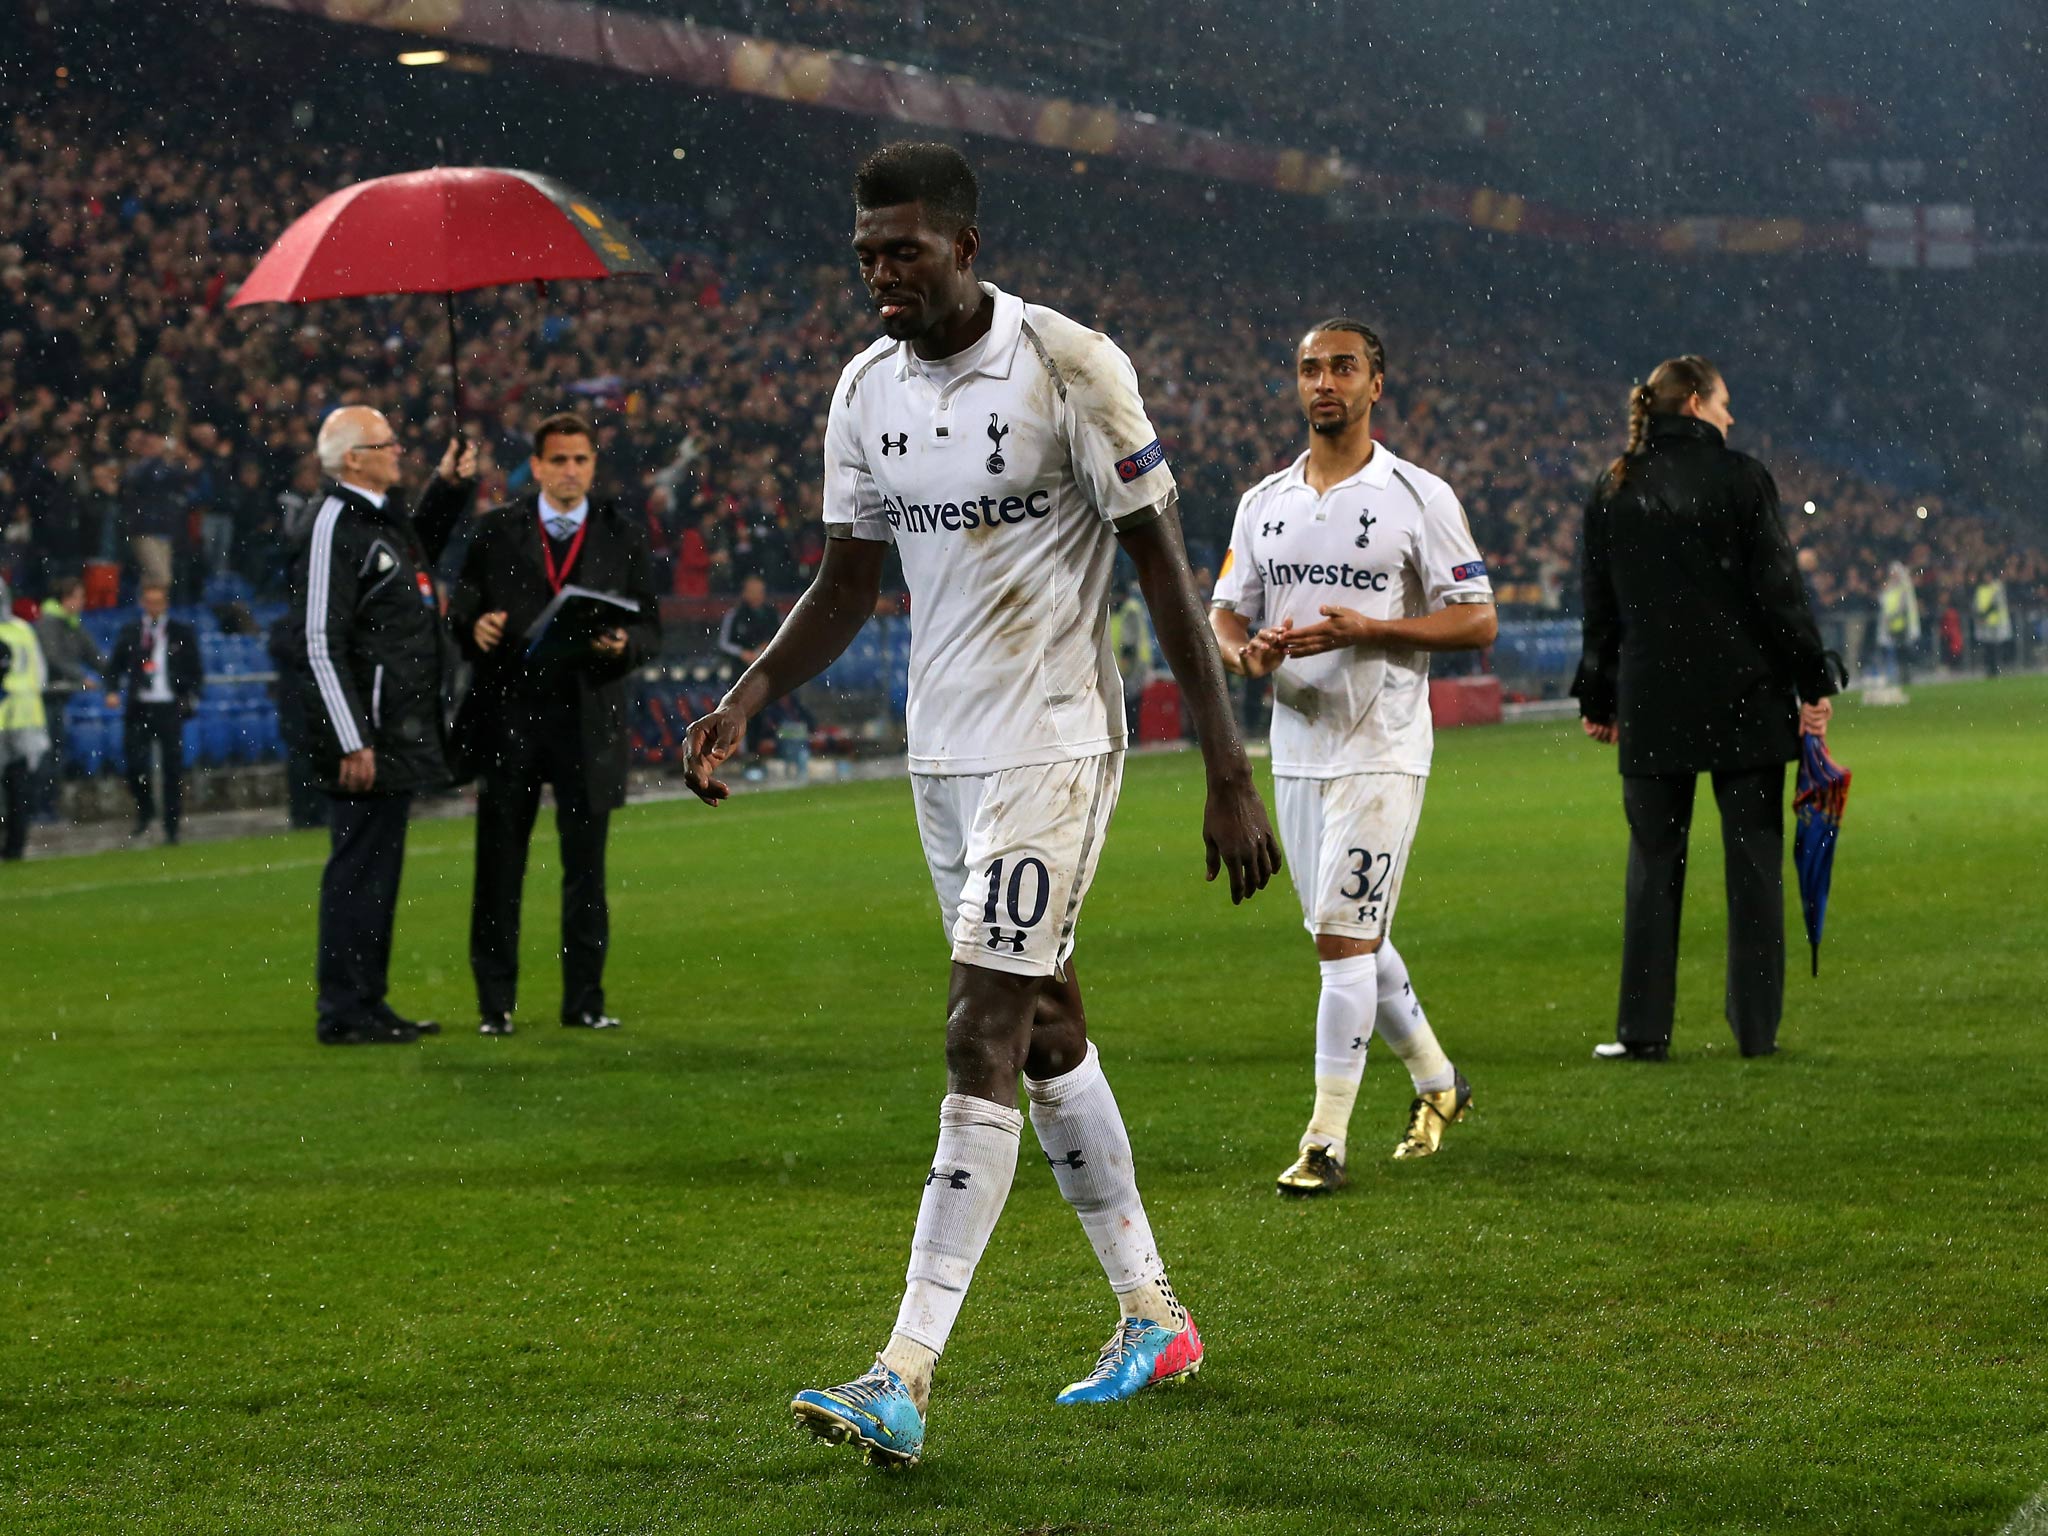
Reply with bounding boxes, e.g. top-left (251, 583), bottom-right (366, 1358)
top-left (444, 290), bottom-right (460, 429)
